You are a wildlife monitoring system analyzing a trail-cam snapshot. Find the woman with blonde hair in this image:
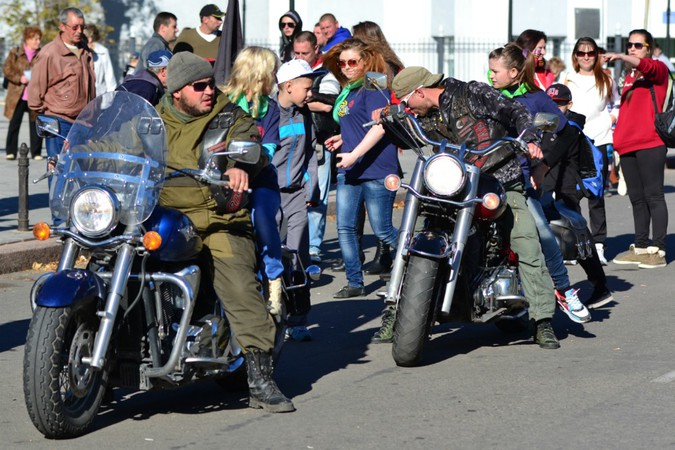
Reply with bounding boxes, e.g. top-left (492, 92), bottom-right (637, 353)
top-left (219, 47), bottom-right (288, 325)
